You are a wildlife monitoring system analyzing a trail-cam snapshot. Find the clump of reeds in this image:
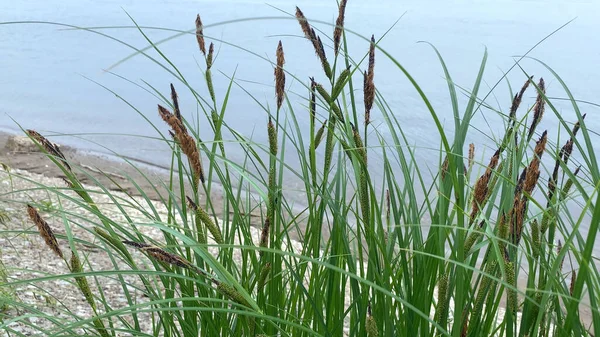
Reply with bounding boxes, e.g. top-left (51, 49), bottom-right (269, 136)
top-left (26, 205), bottom-right (64, 258)
top-left (158, 93), bottom-right (205, 187)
